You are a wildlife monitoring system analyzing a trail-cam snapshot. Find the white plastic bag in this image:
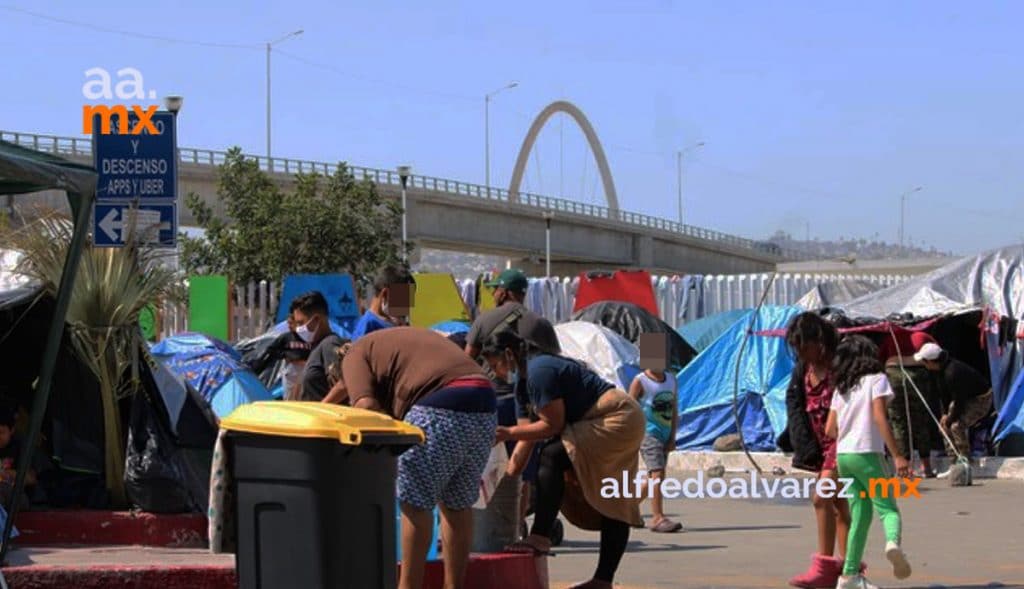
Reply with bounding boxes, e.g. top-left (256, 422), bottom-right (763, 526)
top-left (474, 443), bottom-right (509, 509)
